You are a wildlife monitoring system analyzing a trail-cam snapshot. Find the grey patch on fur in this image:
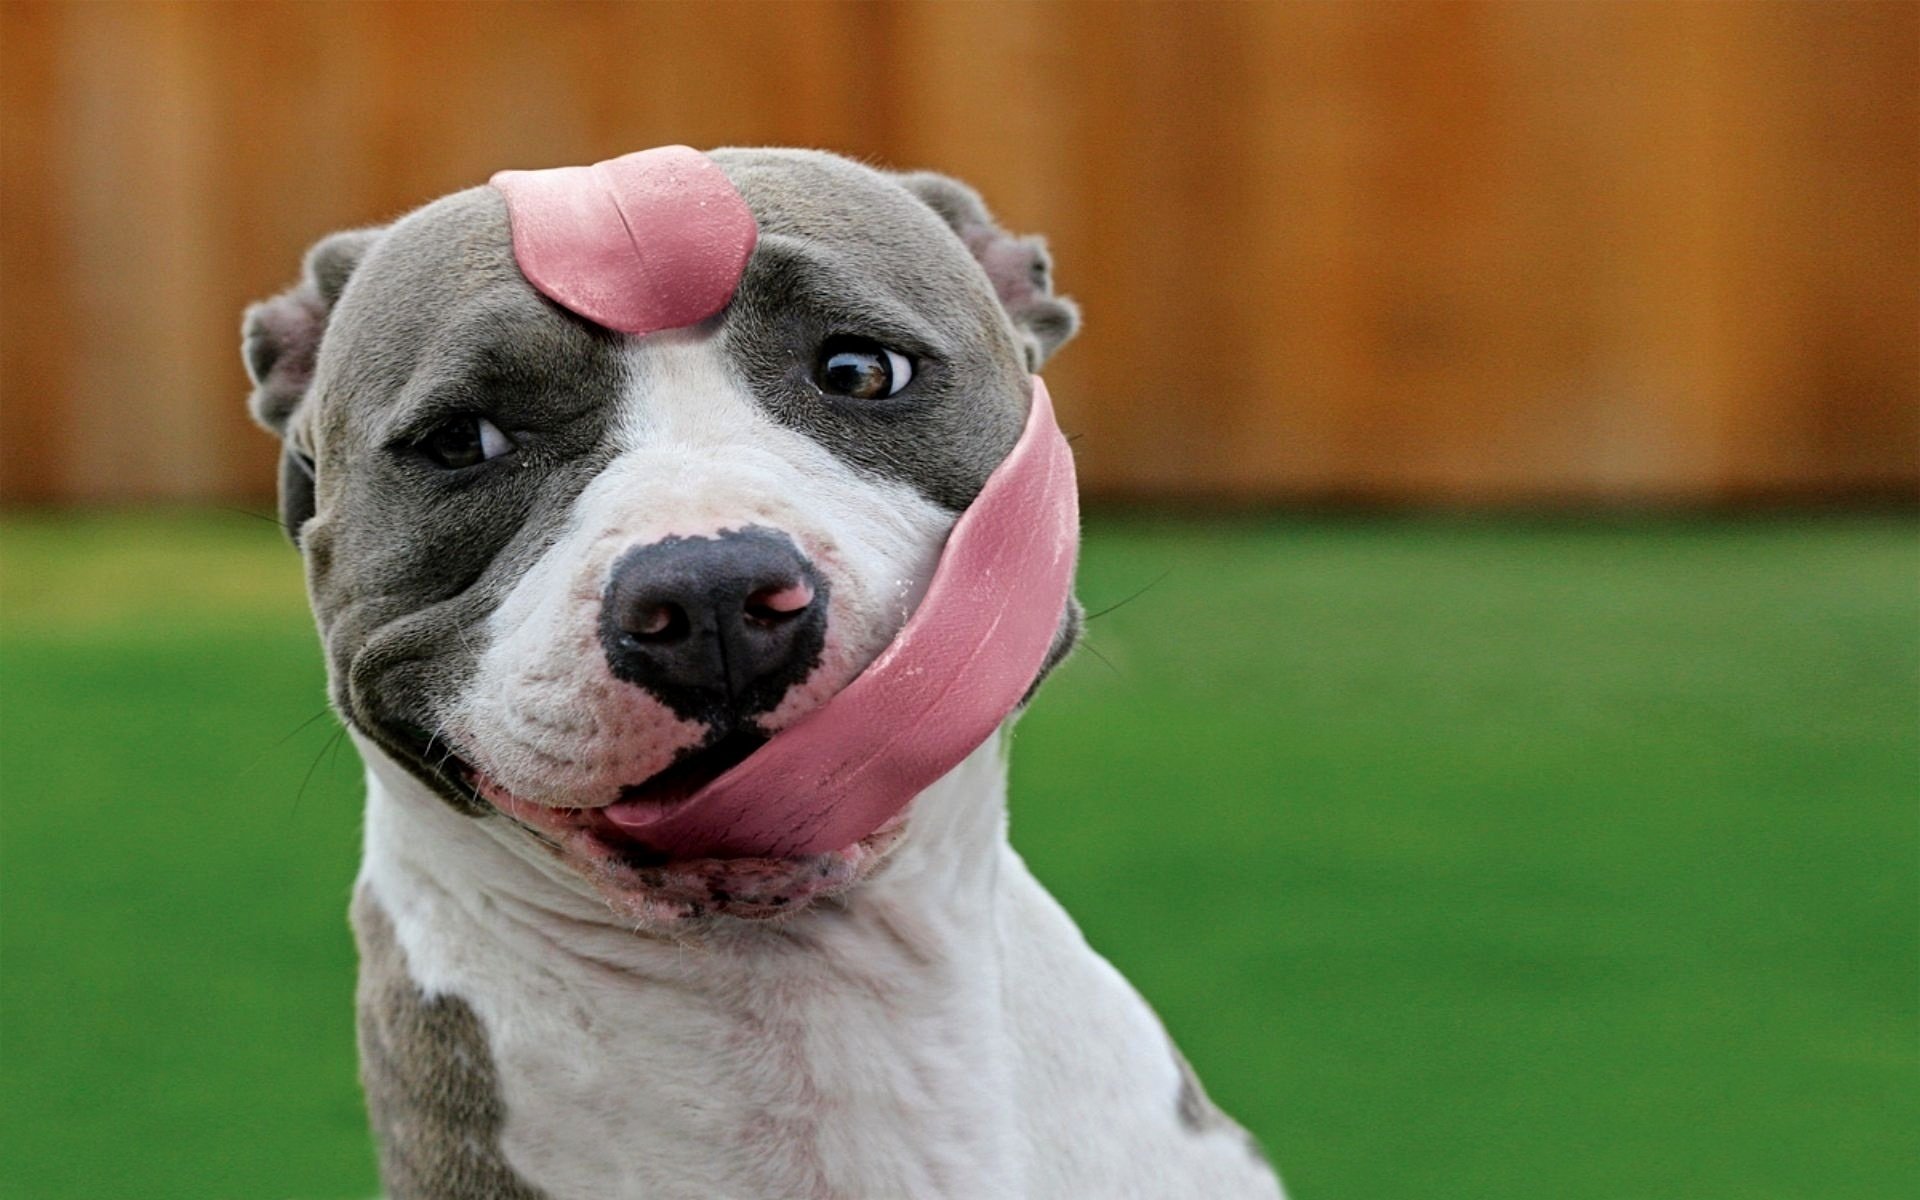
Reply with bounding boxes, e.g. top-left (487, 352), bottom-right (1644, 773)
top-left (353, 887), bottom-right (550, 1200)
top-left (1243, 1125), bottom-right (1273, 1168)
top-left (1171, 1040), bottom-right (1270, 1164)
top-left (711, 148), bottom-right (1072, 512)
top-left (1171, 1042), bottom-right (1223, 1132)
